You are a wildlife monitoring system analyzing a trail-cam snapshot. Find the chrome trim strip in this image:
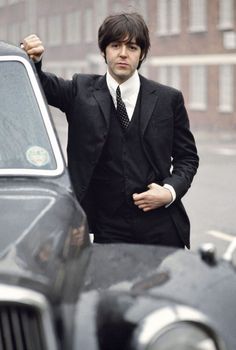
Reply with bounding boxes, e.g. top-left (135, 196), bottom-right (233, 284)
top-left (132, 305), bottom-right (226, 350)
top-left (0, 284), bottom-right (58, 350)
top-left (0, 55), bottom-right (64, 177)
